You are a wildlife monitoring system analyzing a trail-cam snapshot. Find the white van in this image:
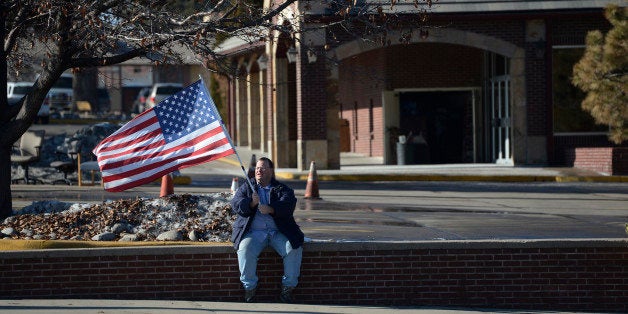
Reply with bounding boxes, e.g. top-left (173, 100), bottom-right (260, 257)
top-left (146, 83), bottom-right (183, 109)
top-left (45, 73), bottom-right (74, 115)
top-left (7, 81), bottom-right (50, 124)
